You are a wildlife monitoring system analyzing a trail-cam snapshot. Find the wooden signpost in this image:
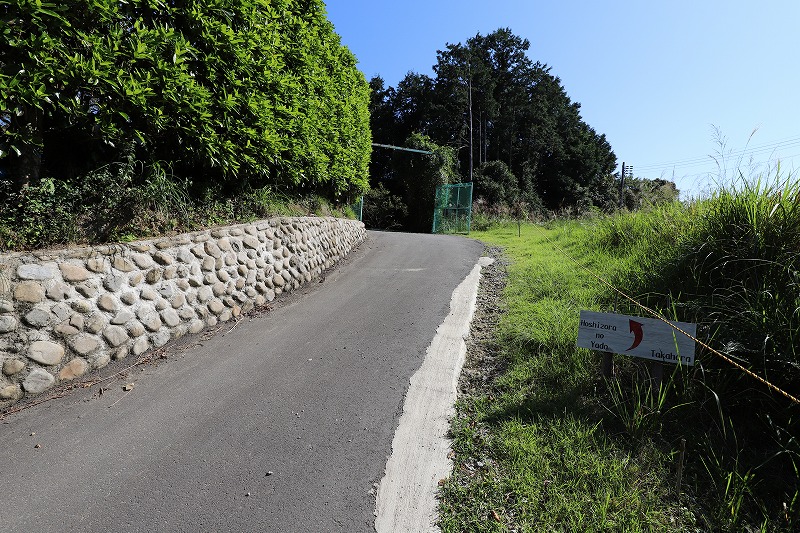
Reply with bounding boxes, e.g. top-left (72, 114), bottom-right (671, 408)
top-left (577, 310), bottom-right (696, 377)
top-left (578, 309), bottom-right (697, 500)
